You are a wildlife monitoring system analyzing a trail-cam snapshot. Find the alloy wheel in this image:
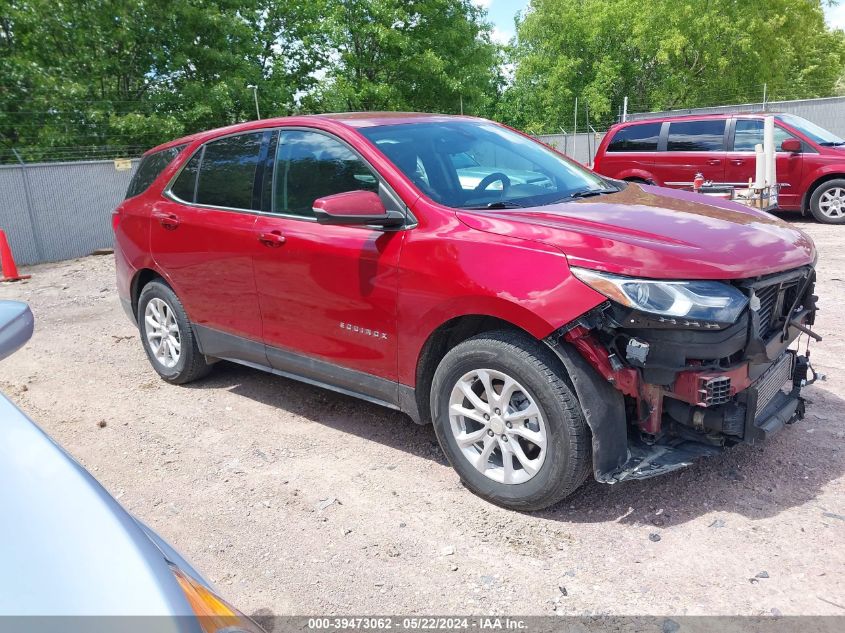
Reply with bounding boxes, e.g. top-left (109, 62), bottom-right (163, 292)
top-left (144, 297), bottom-right (181, 368)
top-left (448, 369), bottom-right (548, 485)
top-left (818, 186), bottom-right (845, 219)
